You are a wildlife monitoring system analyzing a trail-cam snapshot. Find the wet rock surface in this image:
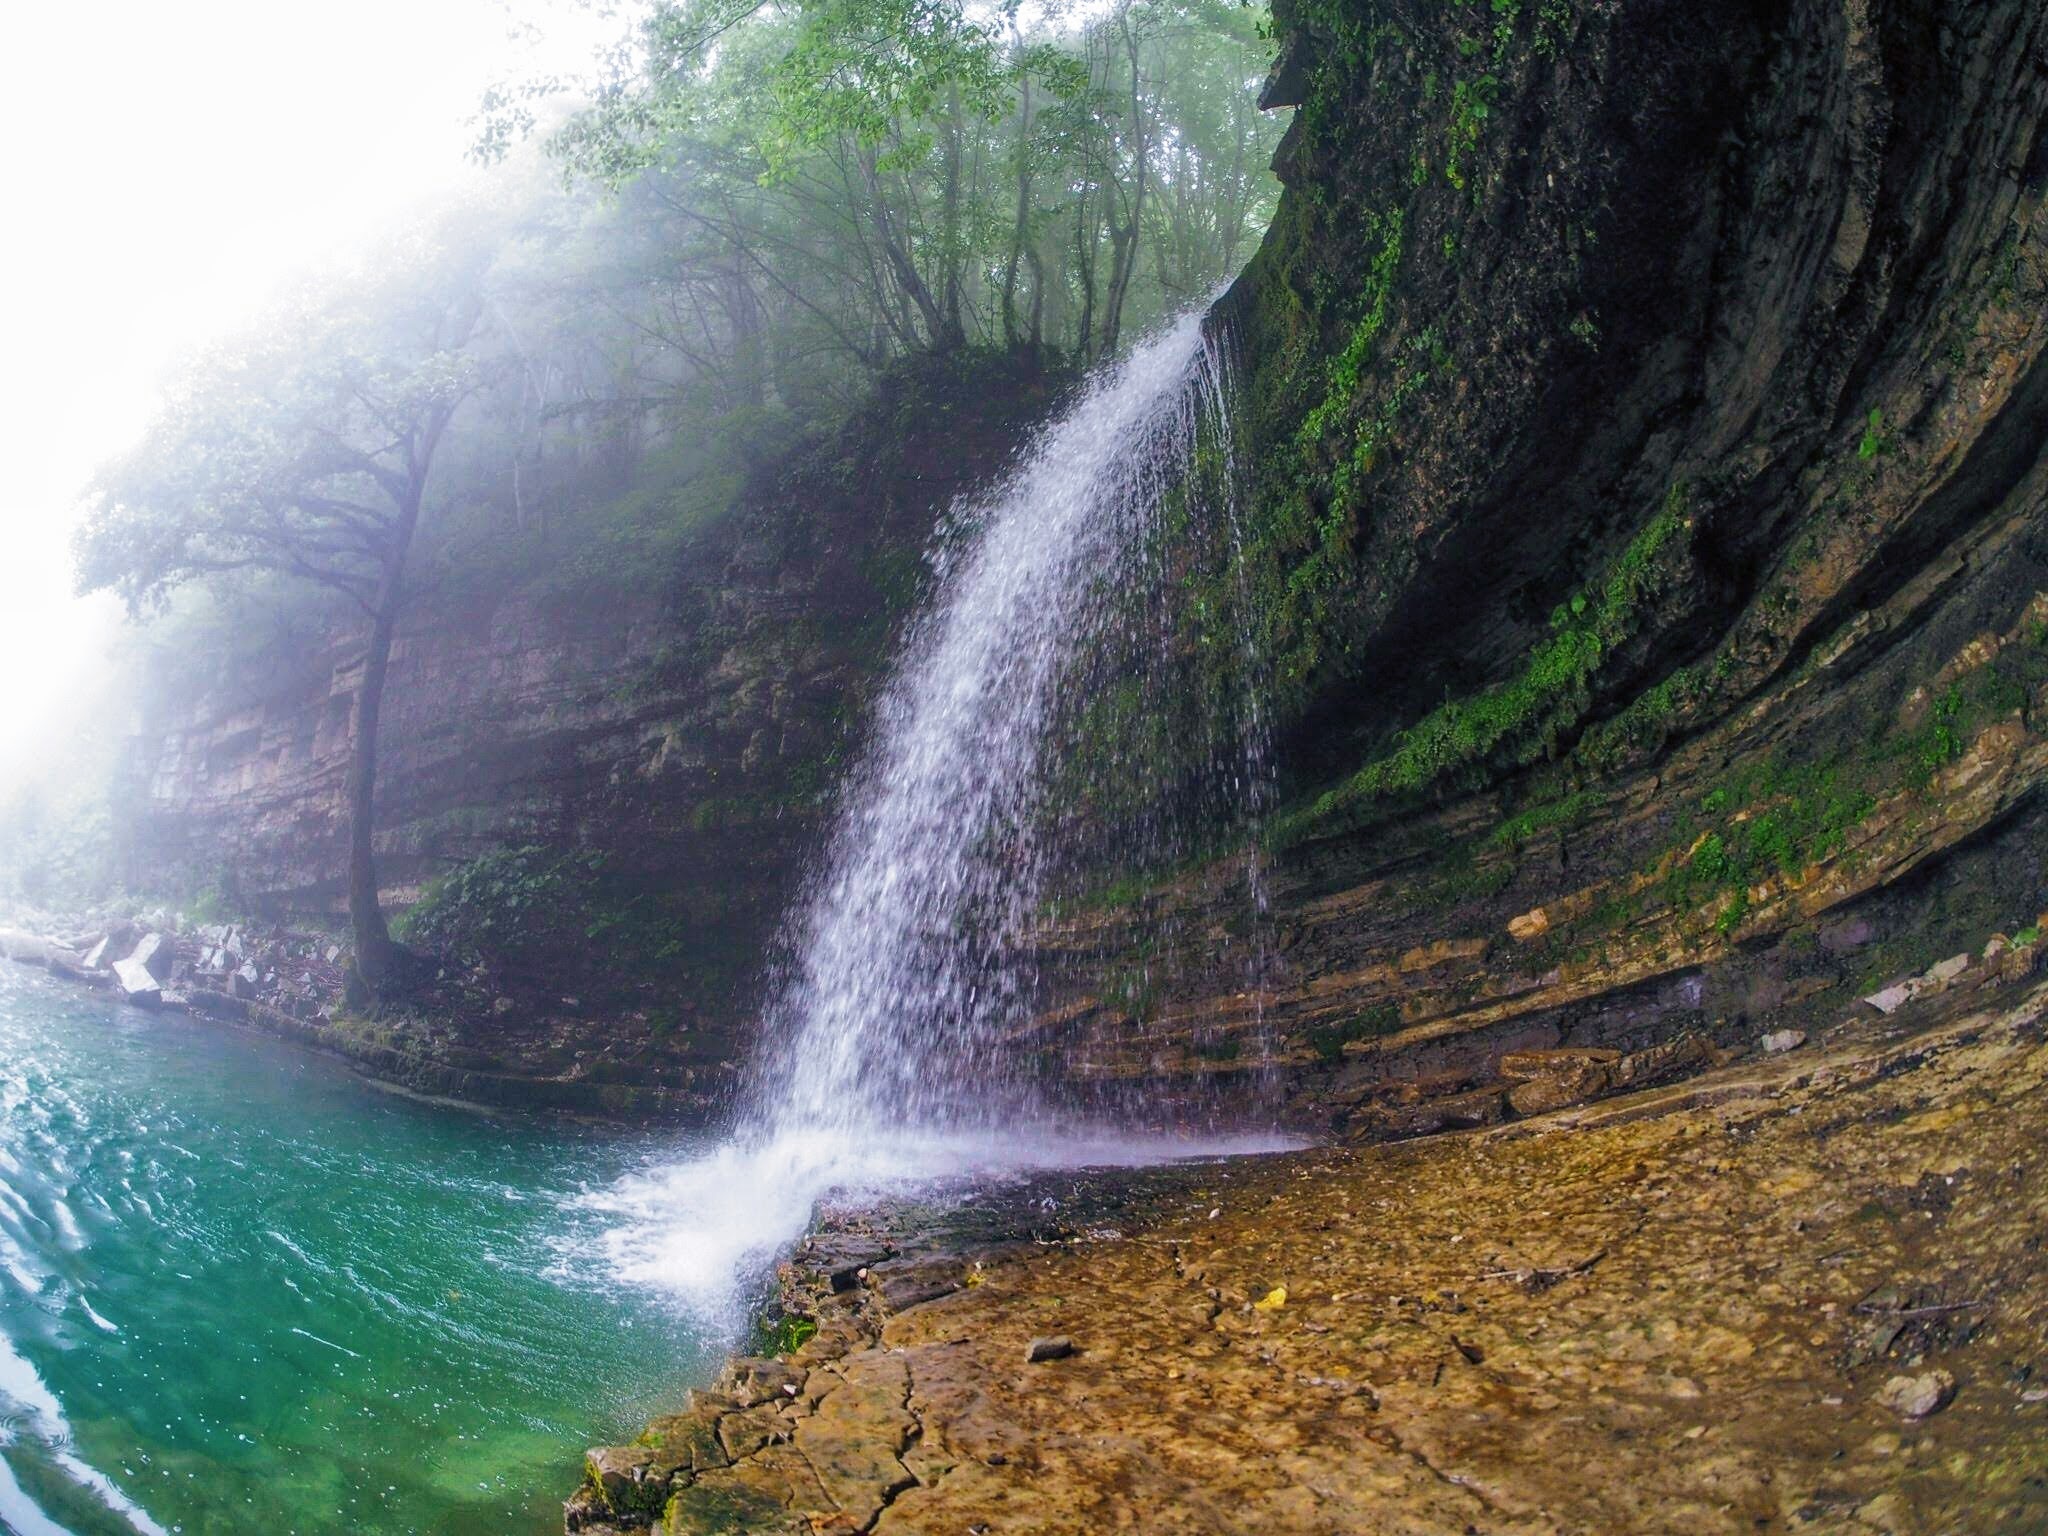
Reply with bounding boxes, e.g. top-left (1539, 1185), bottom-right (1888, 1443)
top-left (586, 972), bottom-right (2048, 1534)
